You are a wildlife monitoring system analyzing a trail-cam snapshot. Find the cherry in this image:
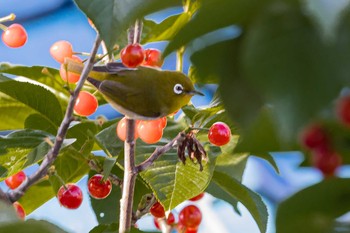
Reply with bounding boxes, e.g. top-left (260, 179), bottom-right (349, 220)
top-left (153, 212), bottom-right (175, 229)
top-left (150, 201), bottom-right (165, 218)
top-left (116, 117), bottom-right (139, 141)
top-left (13, 202), bottom-right (25, 220)
top-left (143, 48), bottom-right (163, 67)
top-left (336, 95), bottom-right (350, 126)
top-left (5, 171), bottom-right (26, 190)
top-left (88, 174), bottom-right (112, 199)
top-left (120, 43), bottom-right (145, 68)
top-left (208, 122), bottom-right (231, 146)
top-left (300, 124), bottom-right (329, 150)
top-left (74, 91), bottom-right (98, 116)
top-left (60, 55), bottom-right (82, 83)
top-left (57, 183), bottom-right (83, 209)
top-left (179, 205), bottom-right (202, 229)
top-left (2, 24), bottom-right (27, 48)
top-left (178, 225), bottom-right (198, 233)
top-left (137, 119), bottom-right (164, 144)
top-left (159, 117), bottom-right (167, 129)
top-left (189, 192), bottom-right (205, 202)
top-left (312, 148), bottom-right (342, 177)
top-left (50, 40), bottom-right (73, 63)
